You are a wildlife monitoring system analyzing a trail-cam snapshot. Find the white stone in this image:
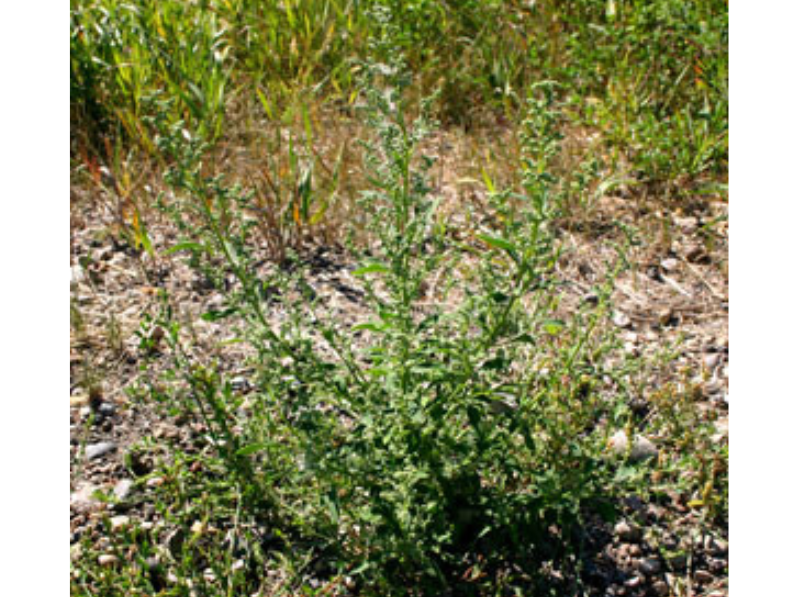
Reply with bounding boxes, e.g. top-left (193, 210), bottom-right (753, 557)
top-left (608, 431), bottom-right (658, 462)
